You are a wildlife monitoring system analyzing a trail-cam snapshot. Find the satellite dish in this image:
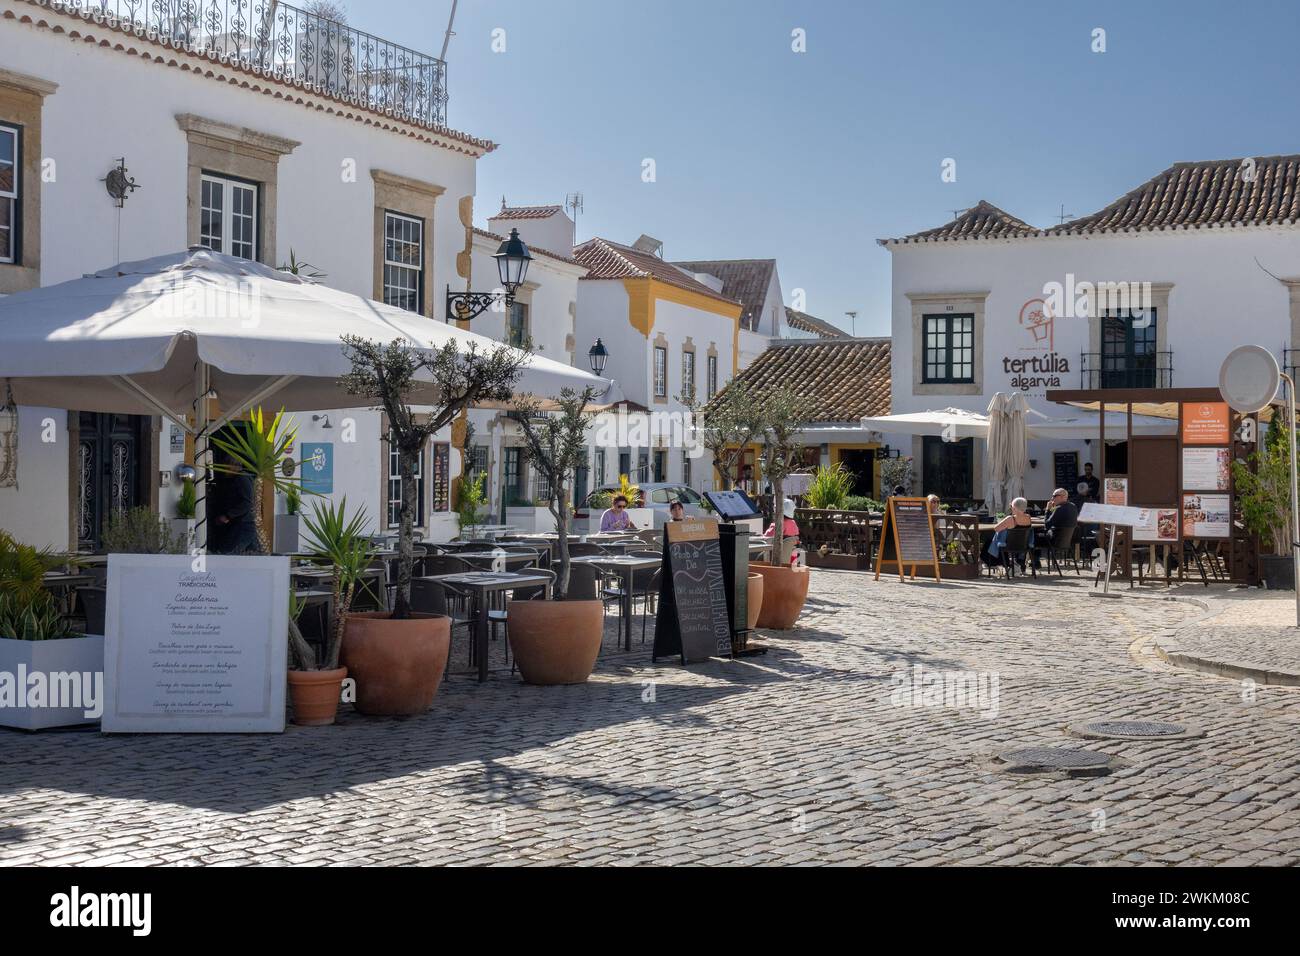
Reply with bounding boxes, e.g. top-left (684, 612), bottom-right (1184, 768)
top-left (1219, 345), bottom-right (1281, 413)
